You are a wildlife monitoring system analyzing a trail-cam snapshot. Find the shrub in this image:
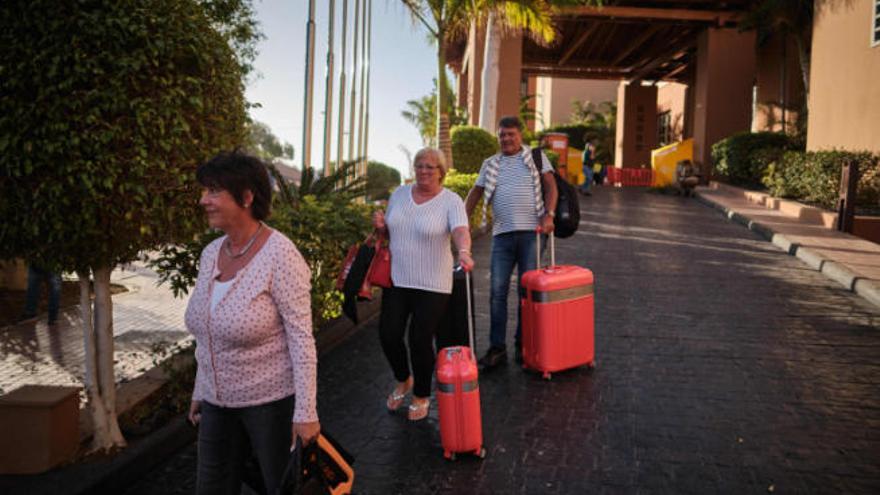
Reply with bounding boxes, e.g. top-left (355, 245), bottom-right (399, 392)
top-left (711, 132), bottom-right (801, 188)
top-left (444, 170), bottom-right (489, 230)
top-left (451, 126), bottom-right (498, 173)
top-left (366, 160), bottom-right (401, 201)
top-left (763, 150), bottom-right (880, 211)
top-left (543, 150), bottom-right (560, 169)
top-left (151, 193), bottom-right (373, 328)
